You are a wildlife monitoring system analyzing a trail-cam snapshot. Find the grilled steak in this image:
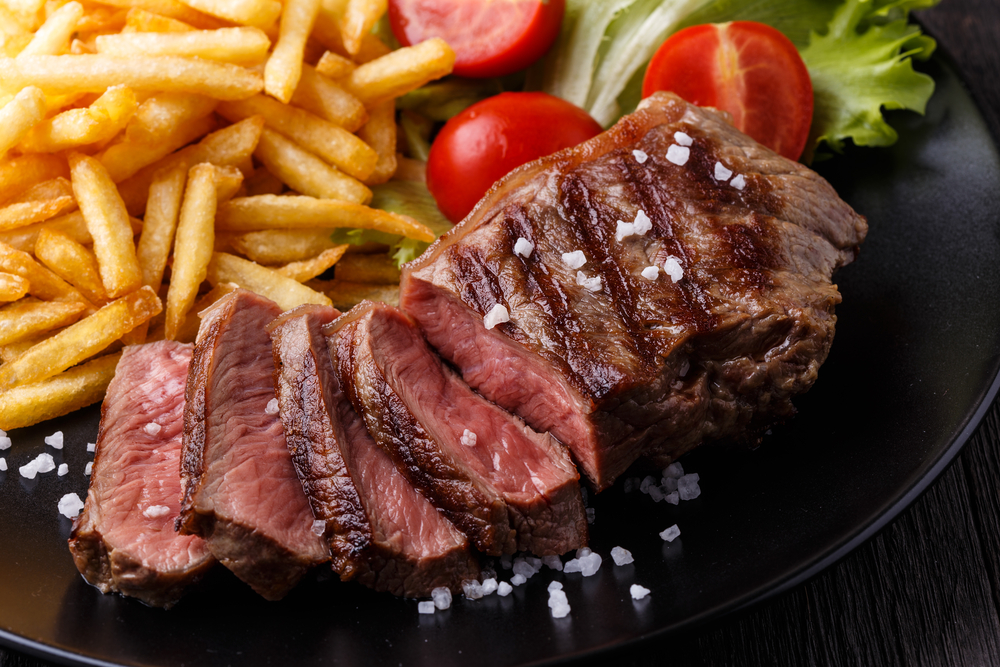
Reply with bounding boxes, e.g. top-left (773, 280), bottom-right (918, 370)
top-left (330, 301), bottom-right (587, 556)
top-left (401, 92), bottom-right (868, 490)
top-left (69, 341), bottom-right (214, 608)
top-left (178, 289), bottom-right (329, 600)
